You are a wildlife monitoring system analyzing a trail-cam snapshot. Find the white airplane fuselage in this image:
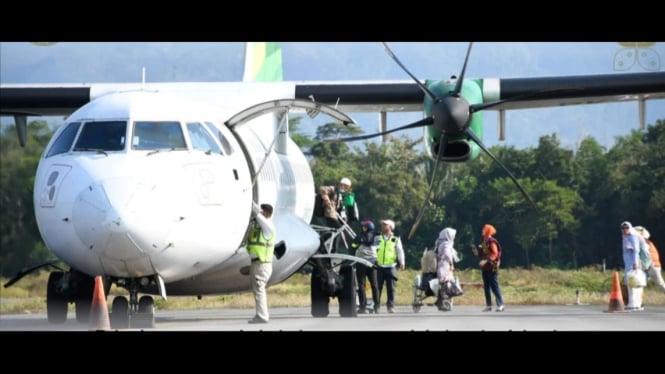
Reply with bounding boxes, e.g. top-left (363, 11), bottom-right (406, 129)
top-left (34, 90), bottom-right (319, 296)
